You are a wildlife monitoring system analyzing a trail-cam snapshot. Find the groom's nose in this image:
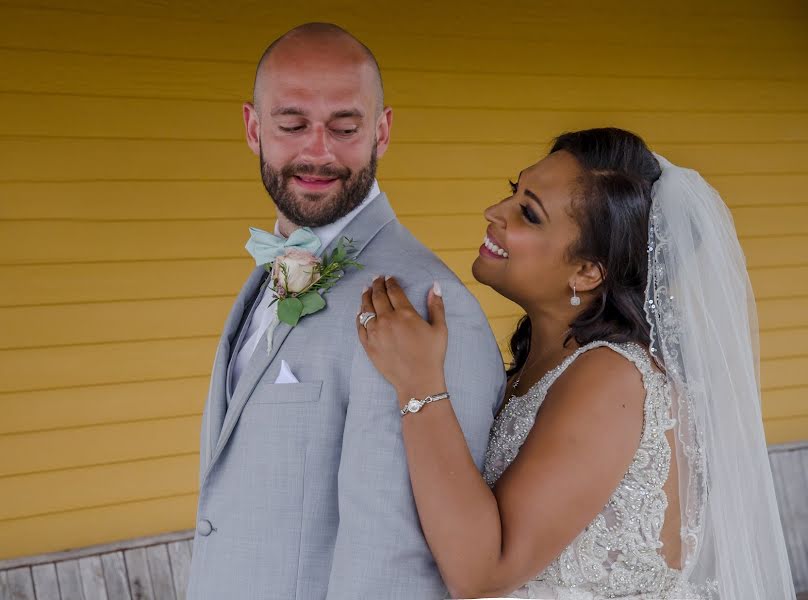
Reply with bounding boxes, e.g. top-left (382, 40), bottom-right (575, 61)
top-left (299, 124), bottom-right (335, 164)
